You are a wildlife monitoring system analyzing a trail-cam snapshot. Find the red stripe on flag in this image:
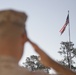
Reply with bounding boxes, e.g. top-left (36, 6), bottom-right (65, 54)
top-left (59, 24), bottom-right (66, 34)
